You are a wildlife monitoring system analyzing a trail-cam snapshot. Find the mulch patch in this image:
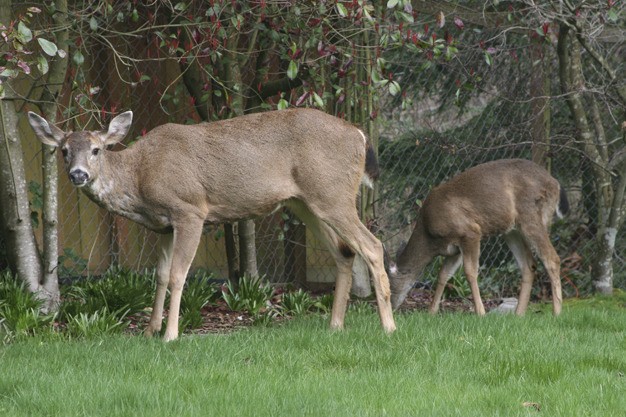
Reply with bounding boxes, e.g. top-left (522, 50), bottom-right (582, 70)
top-left (396, 288), bottom-right (501, 314)
top-left (126, 288), bottom-right (503, 337)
